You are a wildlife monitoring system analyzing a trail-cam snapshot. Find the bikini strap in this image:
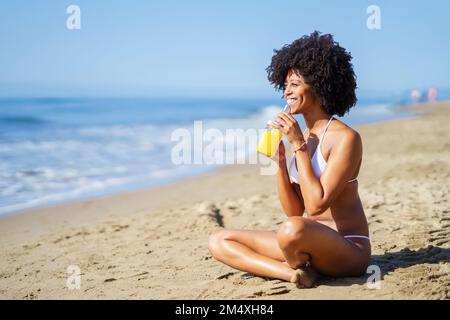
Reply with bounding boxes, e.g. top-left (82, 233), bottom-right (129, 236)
top-left (318, 116), bottom-right (334, 146)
